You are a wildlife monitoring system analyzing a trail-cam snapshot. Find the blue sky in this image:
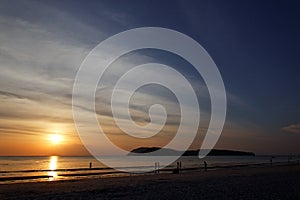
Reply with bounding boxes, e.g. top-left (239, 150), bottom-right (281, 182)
top-left (0, 0), bottom-right (299, 155)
